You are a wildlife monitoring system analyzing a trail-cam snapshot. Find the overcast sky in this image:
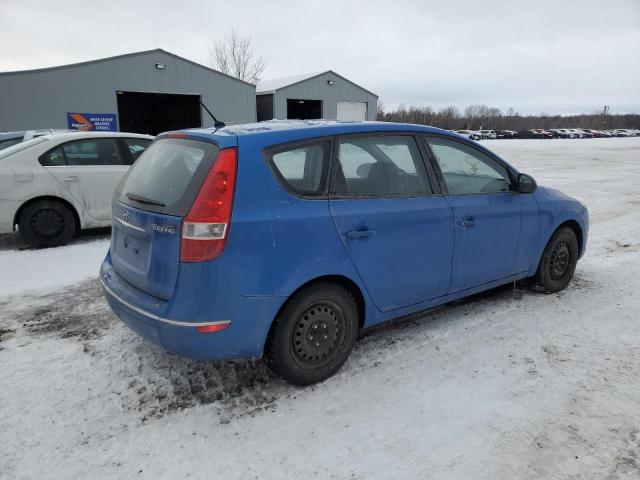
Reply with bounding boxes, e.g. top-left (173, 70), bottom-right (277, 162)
top-left (1, 0), bottom-right (638, 115)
